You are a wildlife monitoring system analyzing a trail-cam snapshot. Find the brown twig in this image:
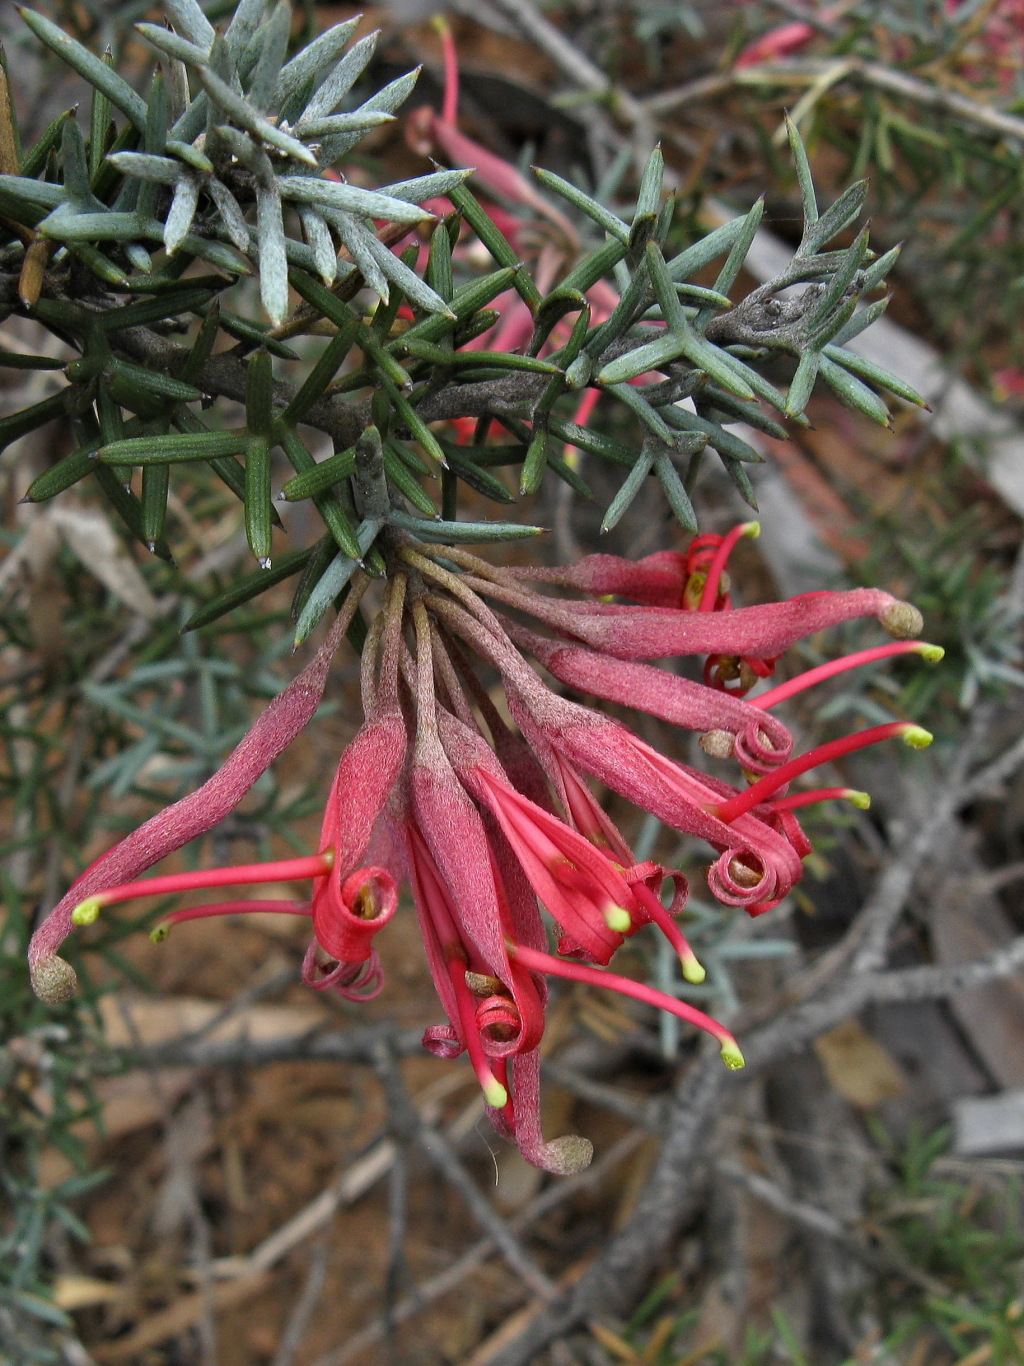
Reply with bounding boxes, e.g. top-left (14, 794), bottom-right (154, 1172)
top-left (308, 1131), bottom-right (646, 1366)
top-left (372, 1042), bottom-right (558, 1302)
top-left (713, 1159), bottom-right (949, 1298)
top-left (732, 56), bottom-right (1024, 145)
